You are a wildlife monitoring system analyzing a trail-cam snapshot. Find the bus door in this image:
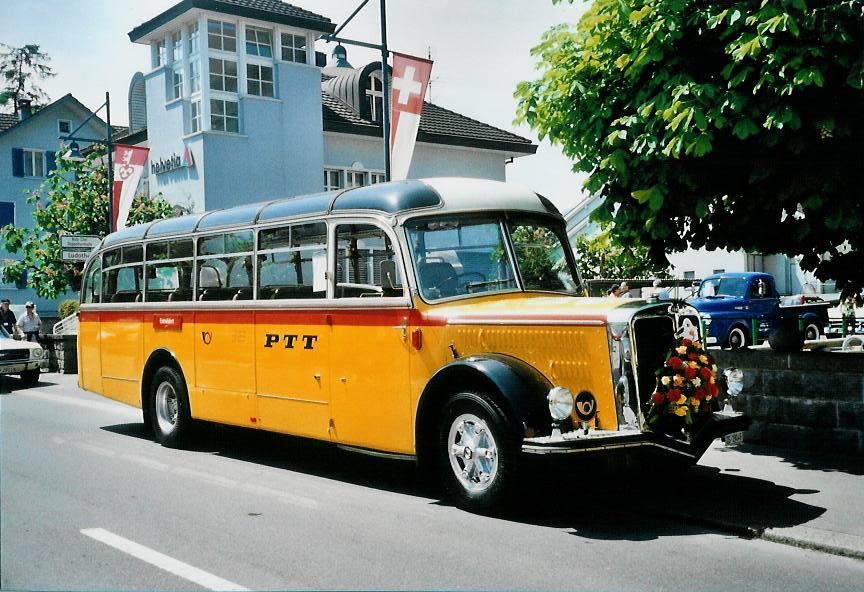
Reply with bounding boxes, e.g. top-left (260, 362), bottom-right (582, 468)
top-left (79, 257), bottom-right (103, 393)
top-left (254, 222), bottom-right (331, 440)
top-left (99, 246), bottom-right (145, 407)
top-left (328, 223), bottom-right (412, 453)
top-left (193, 230), bottom-right (257, 427)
